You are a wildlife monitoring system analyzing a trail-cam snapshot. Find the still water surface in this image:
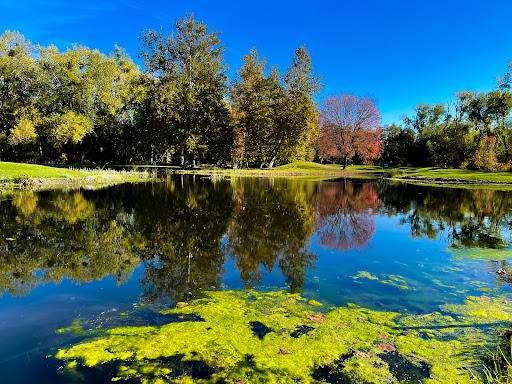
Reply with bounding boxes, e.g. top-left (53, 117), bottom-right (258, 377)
top-left (1, 176), bottom-right (511, 382)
